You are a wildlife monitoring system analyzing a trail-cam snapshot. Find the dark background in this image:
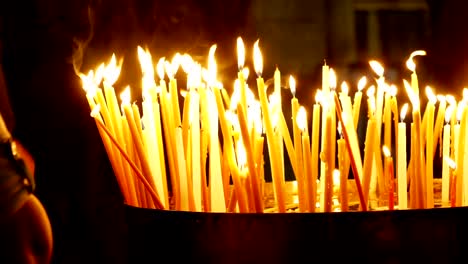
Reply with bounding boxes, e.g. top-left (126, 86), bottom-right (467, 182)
top-left (1, 0), bottom-right (468, 263)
